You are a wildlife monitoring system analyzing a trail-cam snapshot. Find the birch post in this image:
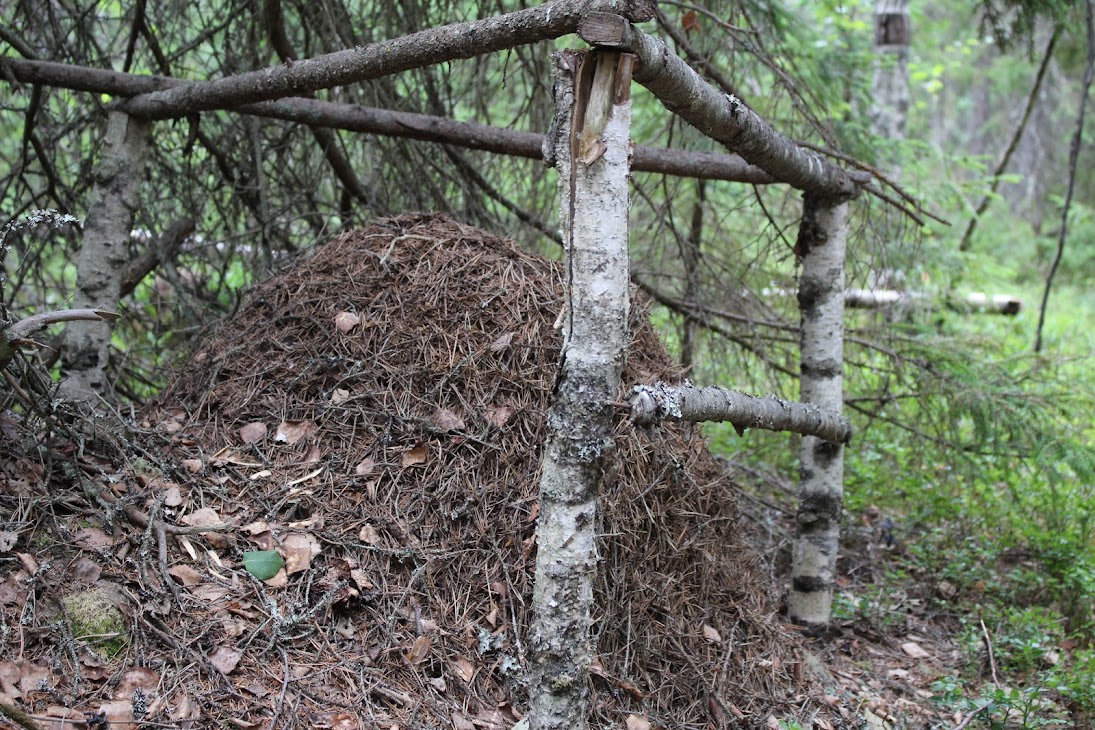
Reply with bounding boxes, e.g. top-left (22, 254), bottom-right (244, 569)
top-left (788, 194), bottom-right (850, 631)
top-left (60, 112), bottom-right (151, 403)
top-left (528, 49), bottom-right (633, 730)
